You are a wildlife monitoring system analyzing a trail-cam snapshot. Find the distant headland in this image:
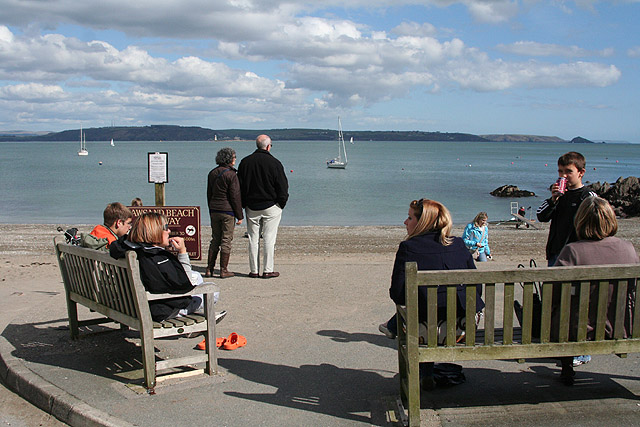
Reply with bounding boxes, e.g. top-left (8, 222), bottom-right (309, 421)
top-left (0, 125), bottom-right (605, 143)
